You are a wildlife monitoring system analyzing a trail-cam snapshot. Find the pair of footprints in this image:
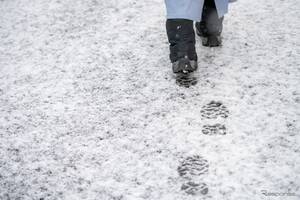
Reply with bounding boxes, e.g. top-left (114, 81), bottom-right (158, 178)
top-left (178, 101), bottom-right (229, 195)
